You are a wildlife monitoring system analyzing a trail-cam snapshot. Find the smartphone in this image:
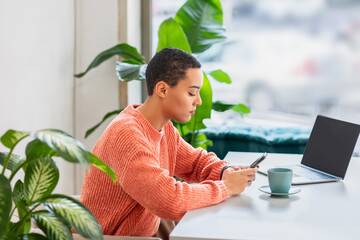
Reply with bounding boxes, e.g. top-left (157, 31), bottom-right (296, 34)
top-left (249, 152), bottom-right (268, 168)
